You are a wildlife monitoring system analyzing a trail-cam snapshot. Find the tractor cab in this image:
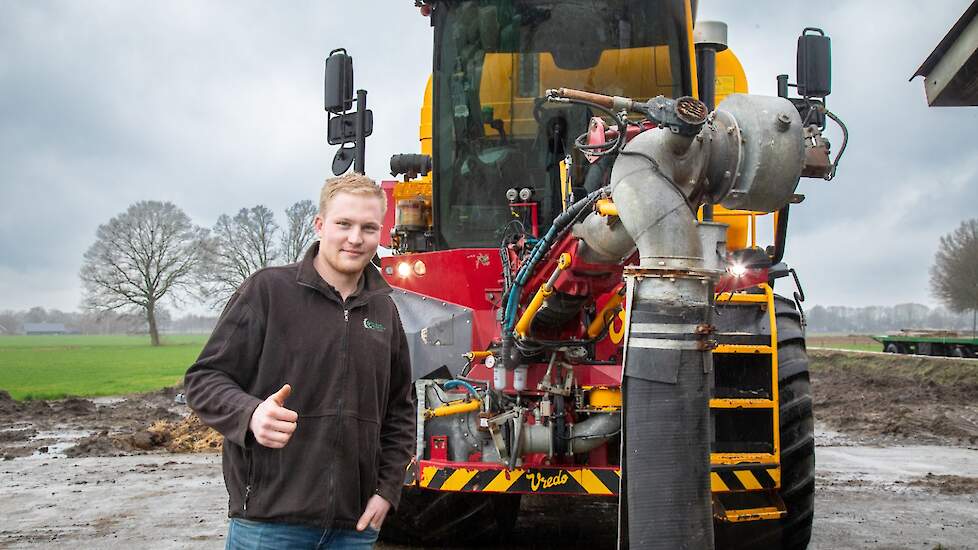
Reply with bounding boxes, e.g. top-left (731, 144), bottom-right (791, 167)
top-left (429, 0), bottom-right (692, 248)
